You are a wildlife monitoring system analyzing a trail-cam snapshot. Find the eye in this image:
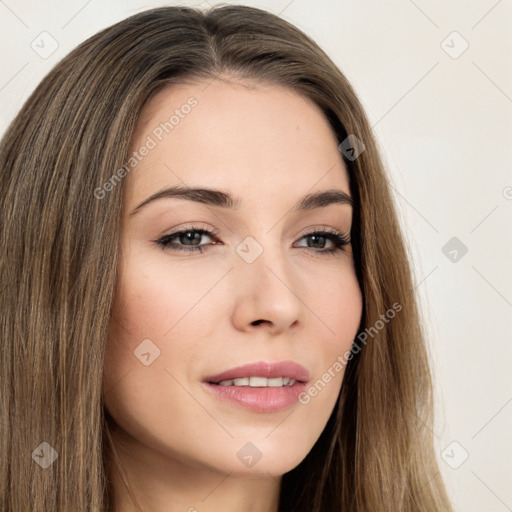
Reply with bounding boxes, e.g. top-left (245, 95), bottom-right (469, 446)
top-left (154, 226), bottom-right (350, 255)
top-left (154, 226), bottom-right (218, 254)
top-left (294, 229), bottom-right (350, 254)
